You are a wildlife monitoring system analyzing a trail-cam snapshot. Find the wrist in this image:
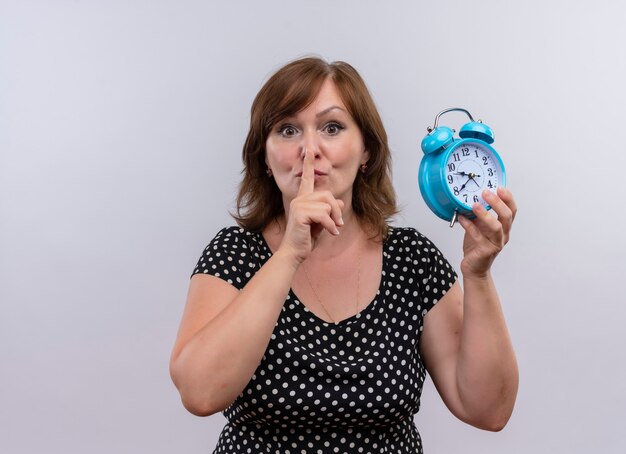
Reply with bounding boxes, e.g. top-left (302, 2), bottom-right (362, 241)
top-left (271, 247), bottom-right (304, 272)
top-left (462, 269), bottom-right (493, 284)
